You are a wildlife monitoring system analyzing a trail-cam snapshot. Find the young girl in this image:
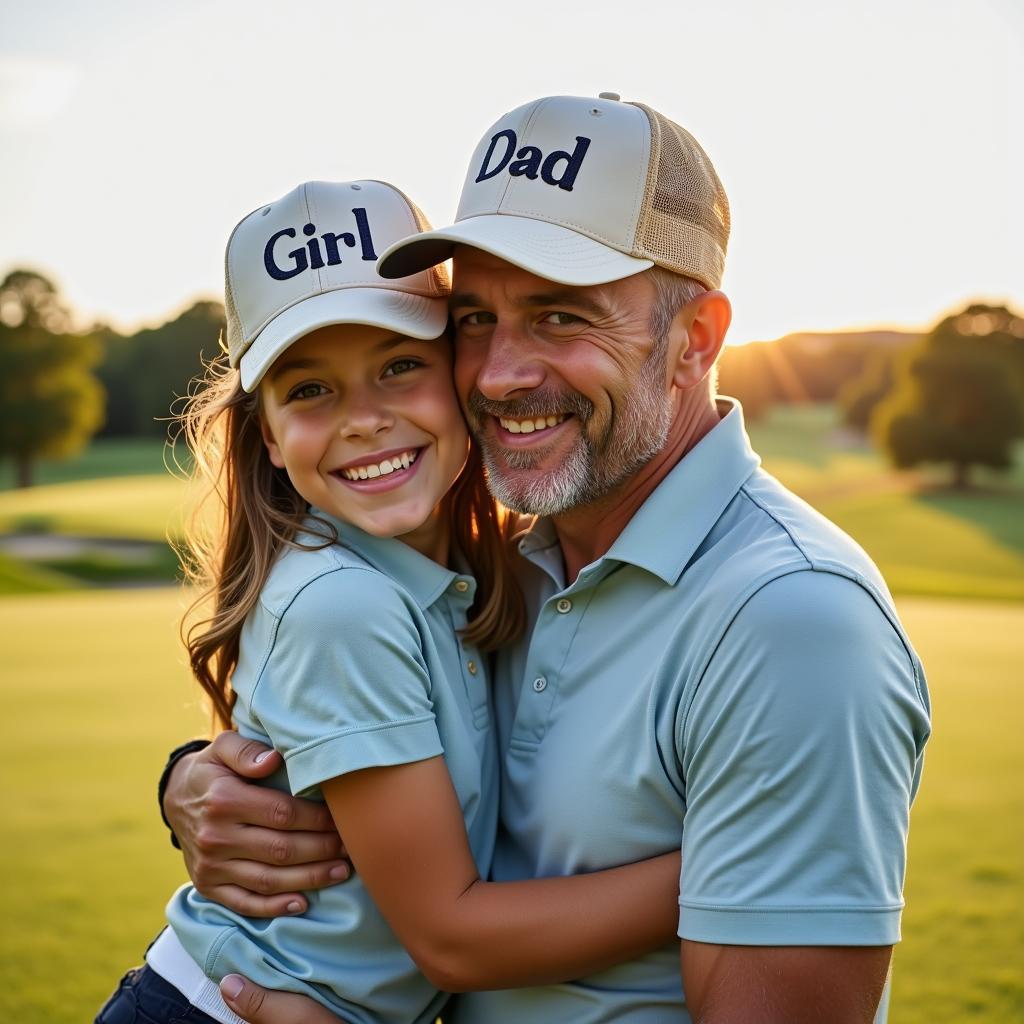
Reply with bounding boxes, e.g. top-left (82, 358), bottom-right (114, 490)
top-left (96, 179), bottom-right (680, 1024)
